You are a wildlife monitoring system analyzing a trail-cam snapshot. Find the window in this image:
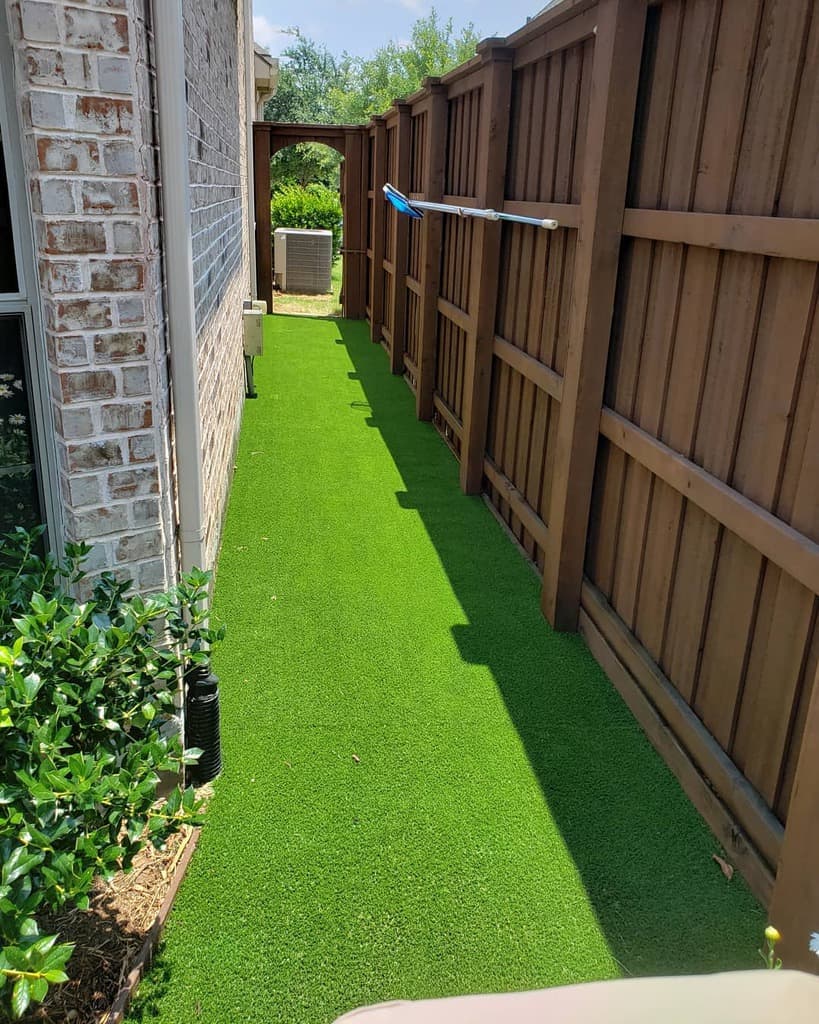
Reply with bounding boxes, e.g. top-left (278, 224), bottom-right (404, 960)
top-left (0, 313), bottom-right (40, 533)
